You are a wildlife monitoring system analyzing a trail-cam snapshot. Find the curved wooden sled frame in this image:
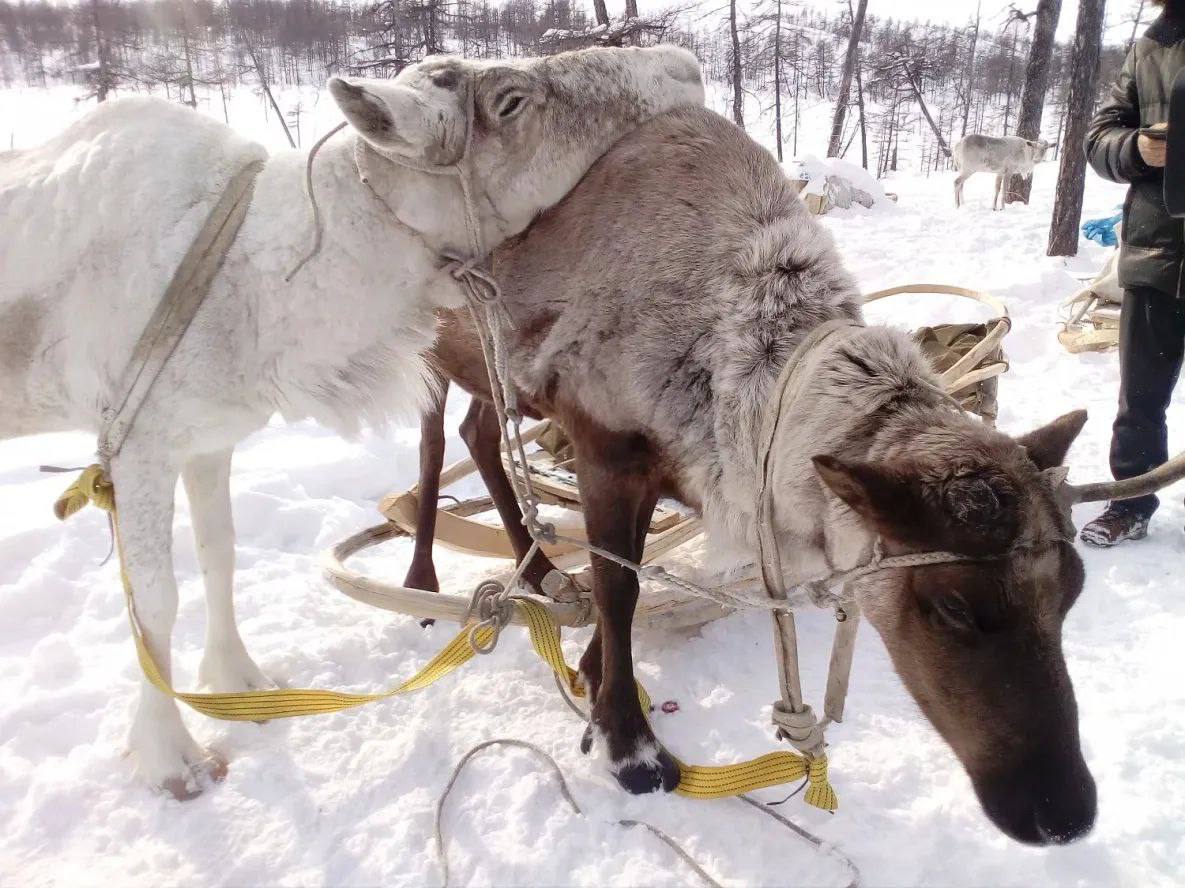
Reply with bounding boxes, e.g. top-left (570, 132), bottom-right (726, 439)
top-left (322, 284), bottom-right (1010, 629)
